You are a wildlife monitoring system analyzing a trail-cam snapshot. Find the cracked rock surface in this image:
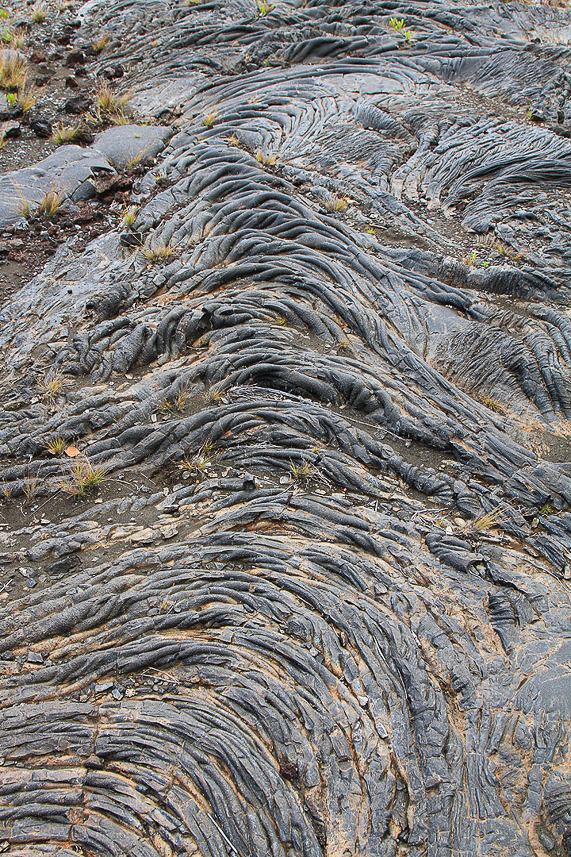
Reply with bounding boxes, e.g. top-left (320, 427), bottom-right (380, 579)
top-left (1, 0), bottom-right (571, 855)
